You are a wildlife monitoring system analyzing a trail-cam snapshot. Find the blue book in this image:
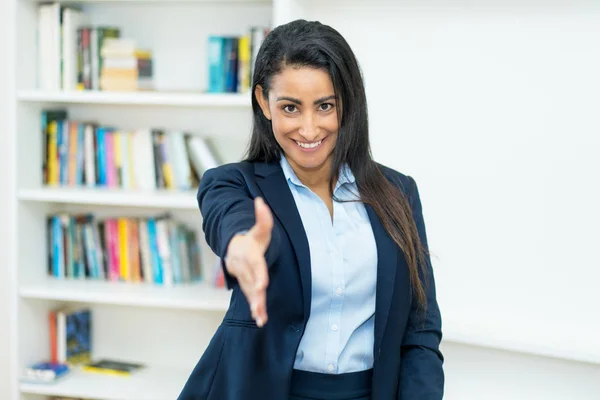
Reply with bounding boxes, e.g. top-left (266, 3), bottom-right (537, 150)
top-left (207, 36), bottom-right (225, 93)
top-left (52, 216), bottom-right (63, 278)
top-left (147, 219), bottom-right (163, 284)
top-left (224, 37), bottom-right (239, 93)
top-left (95, 127), bottom-right (107, 186)
top-left (169, 223), bottom-right (182, 284)
top-left (21, 362), bottom-right (70, 384)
